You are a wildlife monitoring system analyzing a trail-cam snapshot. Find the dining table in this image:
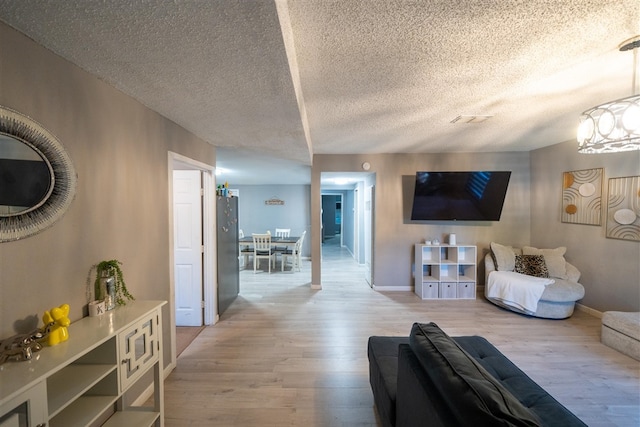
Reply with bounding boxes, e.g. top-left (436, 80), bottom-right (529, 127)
top-left (239, 236), bottom-right (300, 247)
top-left (238, 236), bottom-right (300, 268)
